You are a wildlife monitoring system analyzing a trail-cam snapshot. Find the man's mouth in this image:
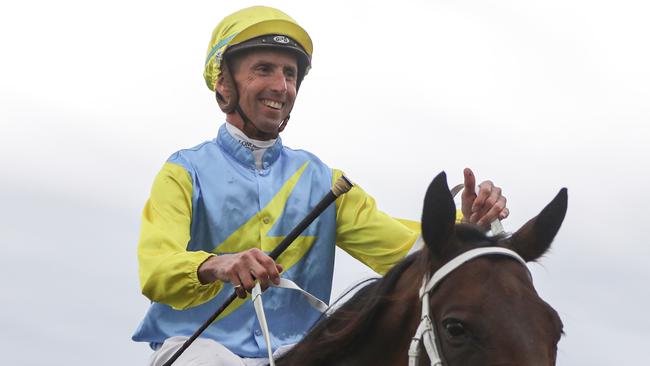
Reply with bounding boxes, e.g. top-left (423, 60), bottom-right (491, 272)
top-left (261, 99), bottom-right (284, 110)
